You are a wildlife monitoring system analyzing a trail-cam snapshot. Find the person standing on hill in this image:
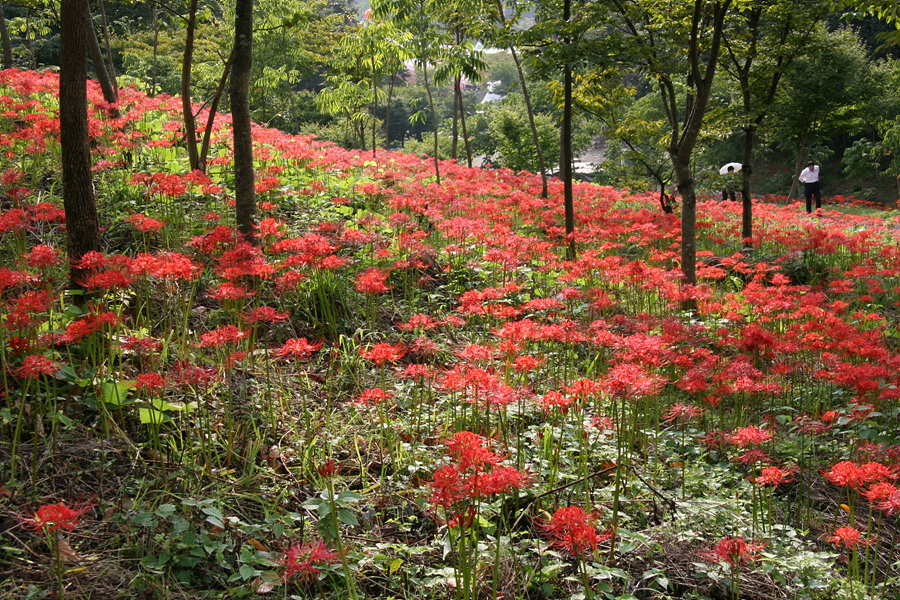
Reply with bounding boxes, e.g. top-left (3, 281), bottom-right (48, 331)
top-left (799, 161), bottom-right (821, 213)
top-left (722, 165), bottom-right (737, 202)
